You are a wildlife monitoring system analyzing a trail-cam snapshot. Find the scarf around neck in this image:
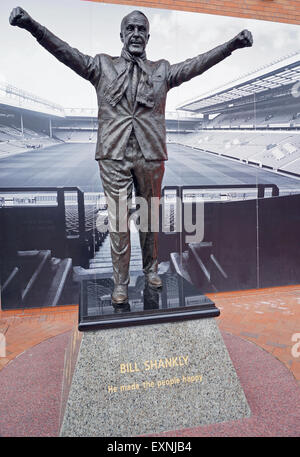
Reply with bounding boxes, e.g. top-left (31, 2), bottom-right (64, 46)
top-left (104, 48), bottom-right (154, 108)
